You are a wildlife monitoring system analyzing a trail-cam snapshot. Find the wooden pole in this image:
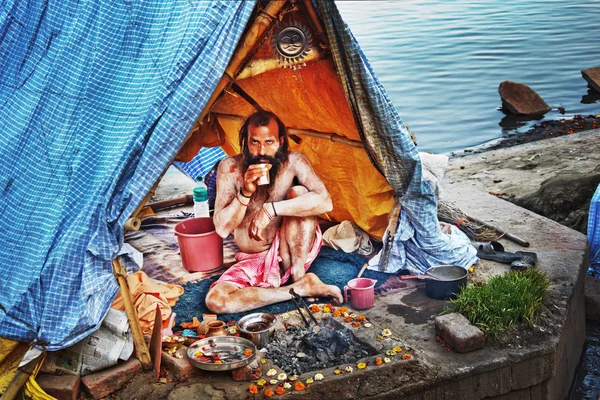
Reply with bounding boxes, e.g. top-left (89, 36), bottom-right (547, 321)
top-left (212, 113), bottom-right (364, 149)
top-left (112, 258), bottom-right (152, 370)
top-left (236, 46), bottom-right (323, 80)
top-left (1, 352), bottom-right (43, 400)
top-left (301, 0), bottom-right (327, 46)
